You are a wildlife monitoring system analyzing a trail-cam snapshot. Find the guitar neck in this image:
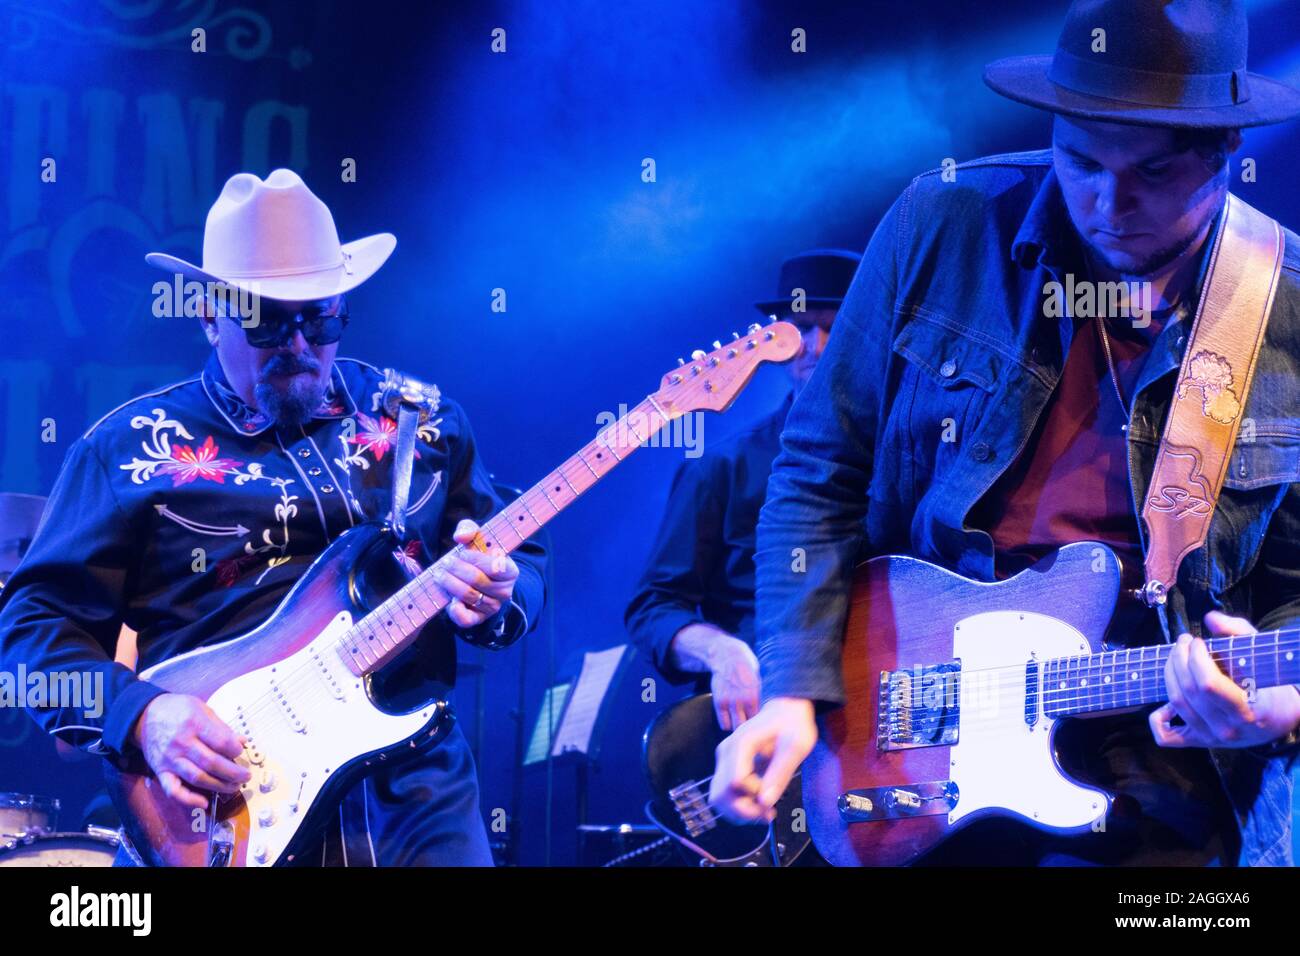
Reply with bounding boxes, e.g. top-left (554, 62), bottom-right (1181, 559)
top-left (335, 396), bottom-right (676, 676)
top-left (1043, 628), bottom-right (1300, 719)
